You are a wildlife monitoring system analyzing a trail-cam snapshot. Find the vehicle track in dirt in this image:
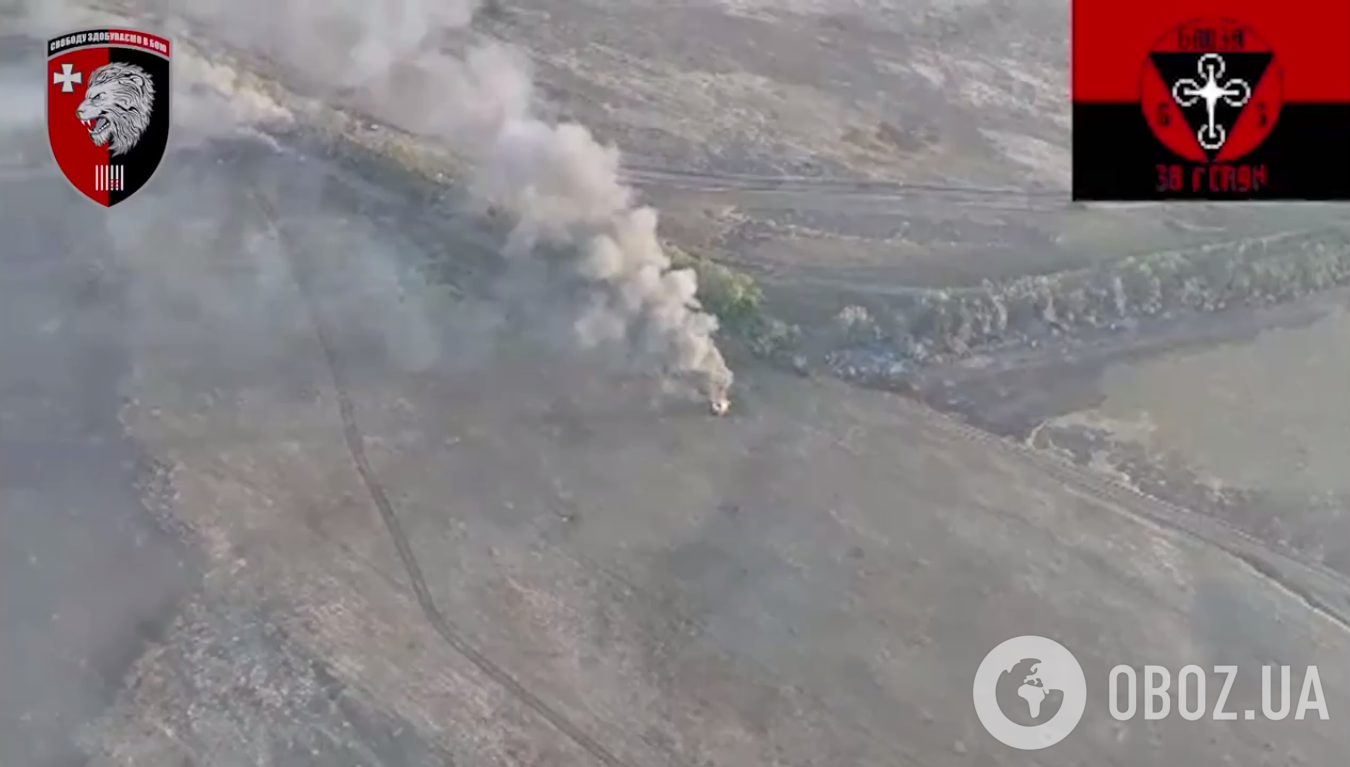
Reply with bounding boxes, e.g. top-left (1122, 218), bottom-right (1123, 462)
top-left (903, 396), bottom-right (1350, 633)
top-left (253, 189), bottom-right (648, 767)
top-left (258, 174), bottom-right (1350, 767)
top-left (621, 162), bottom-right (1067, 201)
